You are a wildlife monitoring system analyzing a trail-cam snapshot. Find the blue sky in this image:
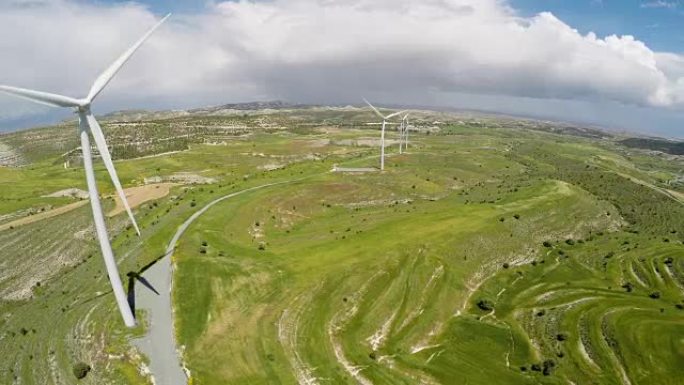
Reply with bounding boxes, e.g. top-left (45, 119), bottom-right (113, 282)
top-left (512, 0), bottom-right (684, 52)
top-left (110, 0), bottom-right (208, 14)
